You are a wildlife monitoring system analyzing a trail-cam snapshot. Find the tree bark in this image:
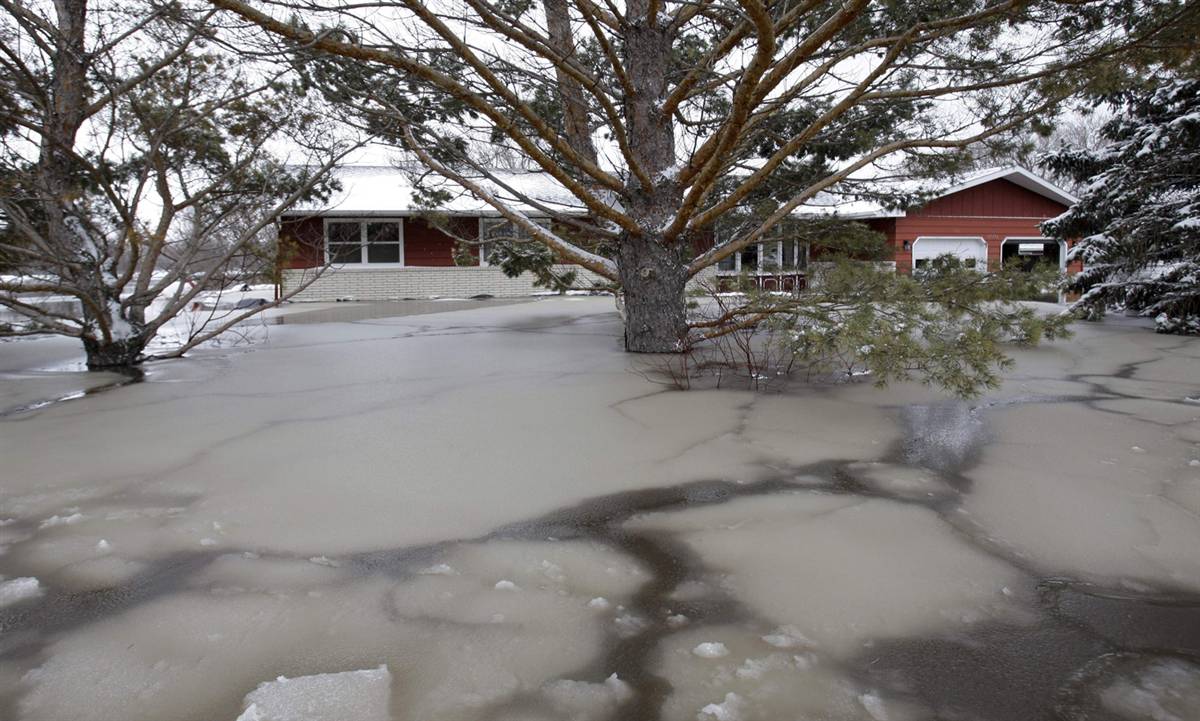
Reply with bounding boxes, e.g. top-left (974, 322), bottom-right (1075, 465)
top-left (82, 335), bottom-right (146, 370)
top-left (618, 236), bottom-right (689, 352)
top-left (543, 0), bottom-right (597, 166)
top-left (618, 1), bottom-right (689, 352)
